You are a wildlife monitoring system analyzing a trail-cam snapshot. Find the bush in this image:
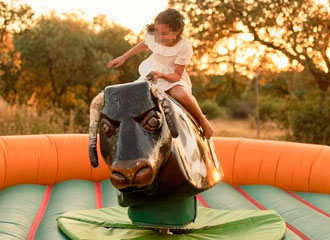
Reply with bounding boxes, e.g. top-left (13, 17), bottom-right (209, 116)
top-left (216, 91), bottom-right (236, 107)
top-left (289, 98), bottom-right (330, 145)
top-left (200, 100), bottom-right (226, 119)
top-left (72, 100), bottom-right (90, 133)
top-left (227, 99), bottom-right (254, 119)
top-left (258, 95), bottom-right (286, 122)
